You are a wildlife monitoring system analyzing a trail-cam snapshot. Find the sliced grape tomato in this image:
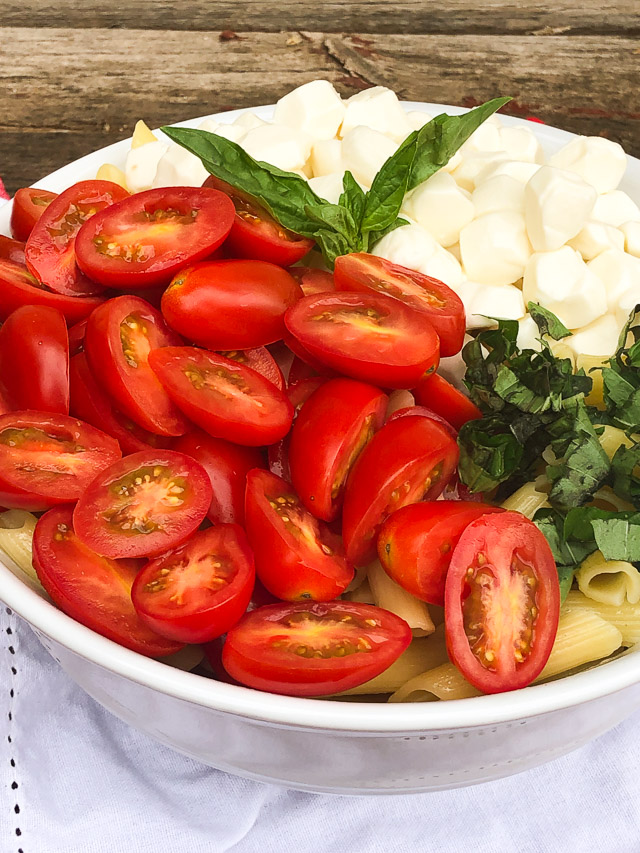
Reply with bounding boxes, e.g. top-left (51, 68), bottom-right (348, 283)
top-left (10, 187), bottom-right (58, 242)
